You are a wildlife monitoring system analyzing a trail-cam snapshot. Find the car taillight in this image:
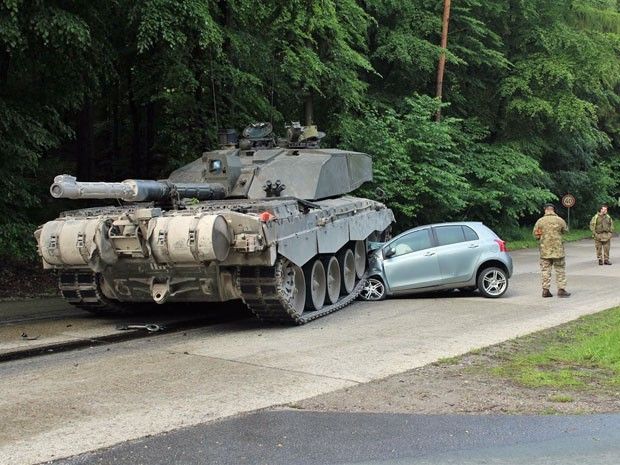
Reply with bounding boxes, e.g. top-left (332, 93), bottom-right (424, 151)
top-left (495, 239), bottom-right (507, 252)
